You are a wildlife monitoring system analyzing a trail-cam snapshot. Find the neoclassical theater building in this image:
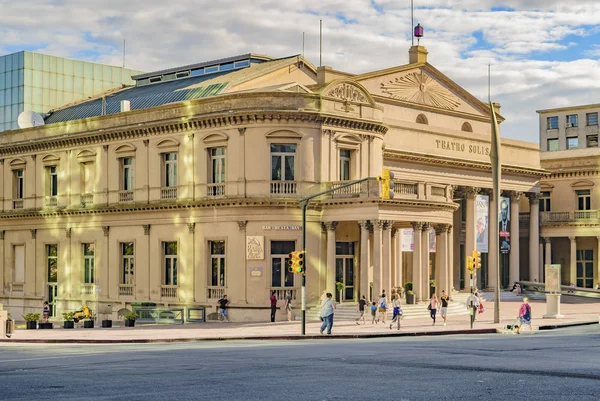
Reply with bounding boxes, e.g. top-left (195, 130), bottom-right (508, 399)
top-left (0, 46), bottom-right (544, 320)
